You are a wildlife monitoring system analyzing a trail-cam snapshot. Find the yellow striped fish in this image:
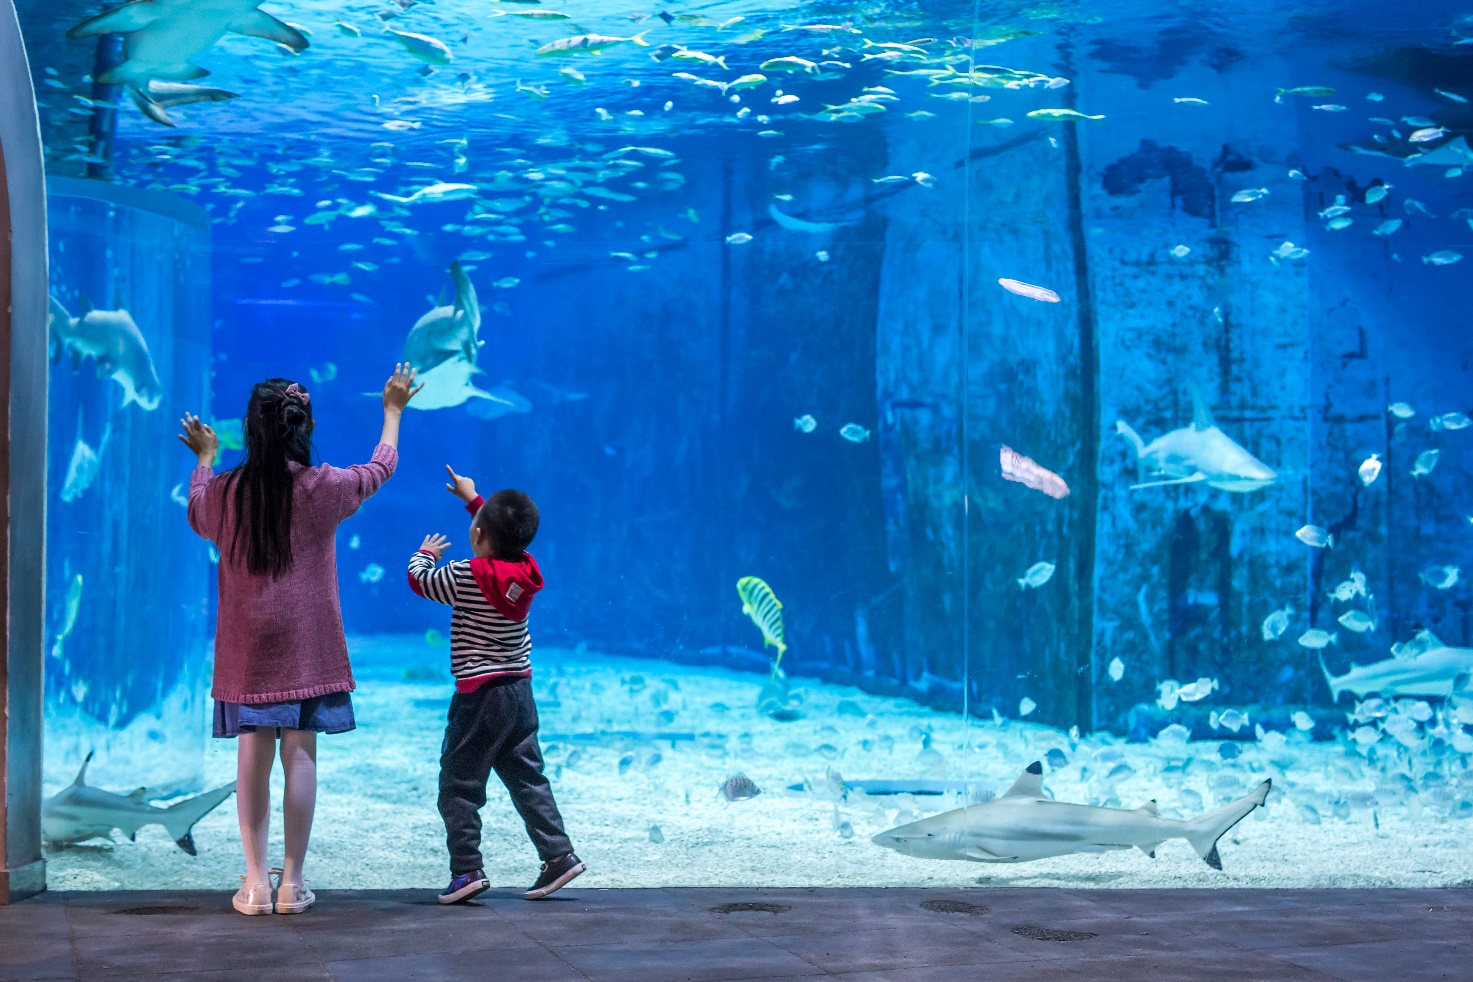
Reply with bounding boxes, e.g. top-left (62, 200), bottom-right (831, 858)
top-left (737, 576), bottom-right (787, 669)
